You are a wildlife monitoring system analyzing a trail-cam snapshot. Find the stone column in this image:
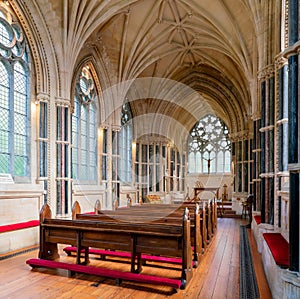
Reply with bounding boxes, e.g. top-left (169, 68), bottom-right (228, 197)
top-left (288, 0), bottom-right (298, 46)
top-left (282, 3), bottom-right (300, 296)
top-left (258, 66), bottom-right (275, 224)
top-left (288, 53), bottom-right (299, 272)
top-left (252, 118), bottom-right (261, 211)
top-left (260, 80), bottom-right (266, 223)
